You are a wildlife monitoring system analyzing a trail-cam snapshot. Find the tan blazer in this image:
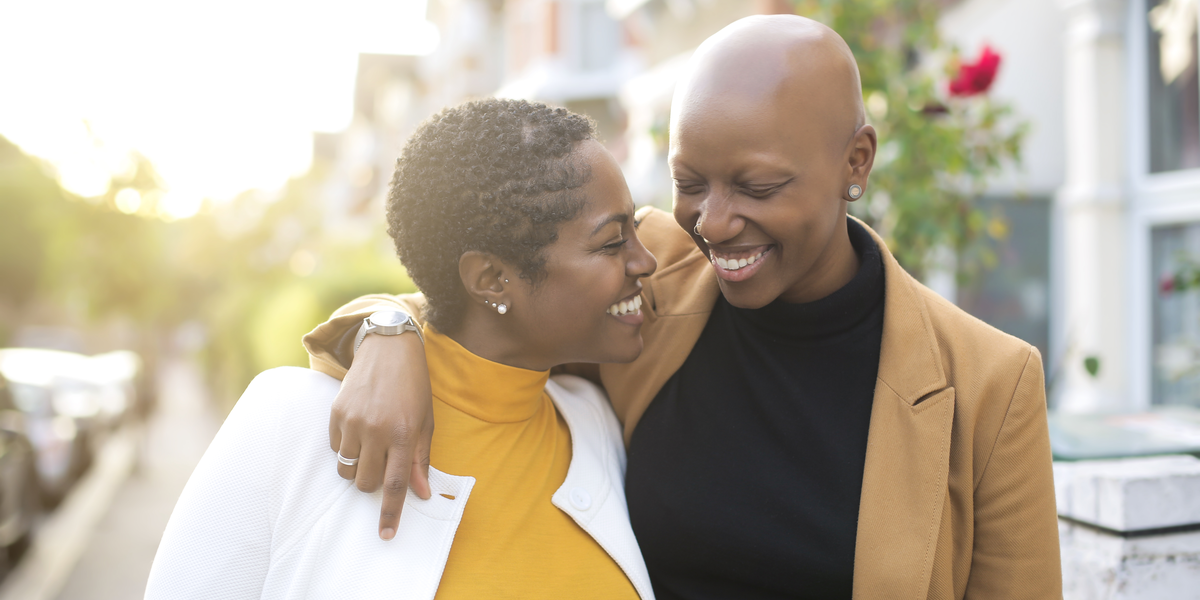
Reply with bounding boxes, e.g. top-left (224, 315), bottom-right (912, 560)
top-left (303, 207), bottom-right (1062, 600)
